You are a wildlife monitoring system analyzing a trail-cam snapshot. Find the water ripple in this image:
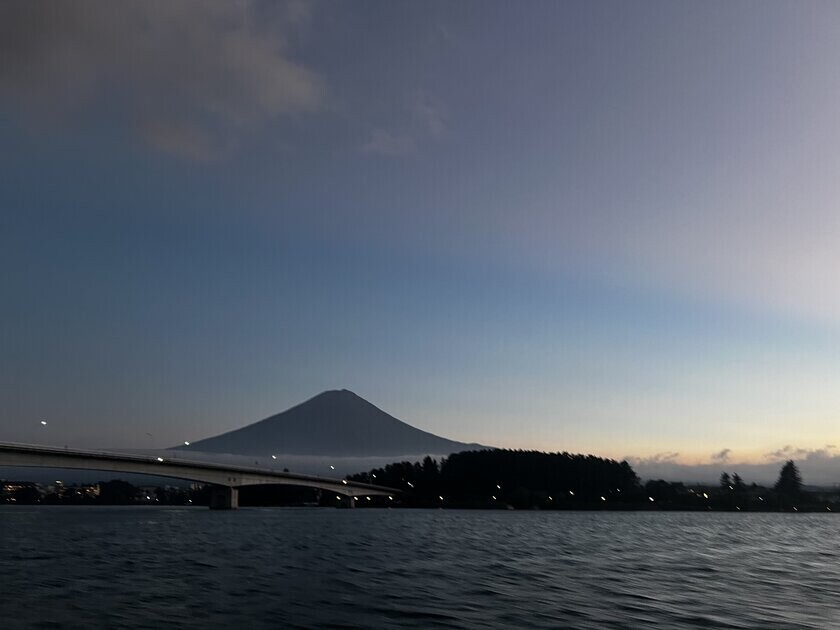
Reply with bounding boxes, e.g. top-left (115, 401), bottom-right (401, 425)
top-left (2, 508), bottom-right (838, 628)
